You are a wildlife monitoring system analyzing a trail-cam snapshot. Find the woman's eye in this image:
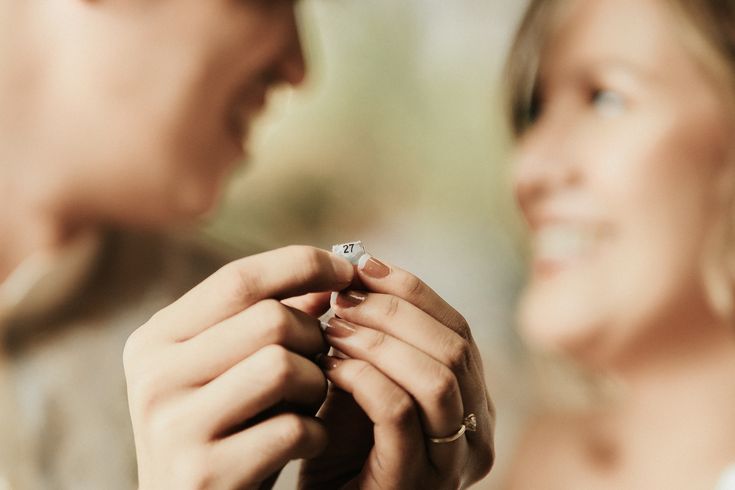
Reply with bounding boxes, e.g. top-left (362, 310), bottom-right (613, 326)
top-left (591, 89), bottom-right (626, 117)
